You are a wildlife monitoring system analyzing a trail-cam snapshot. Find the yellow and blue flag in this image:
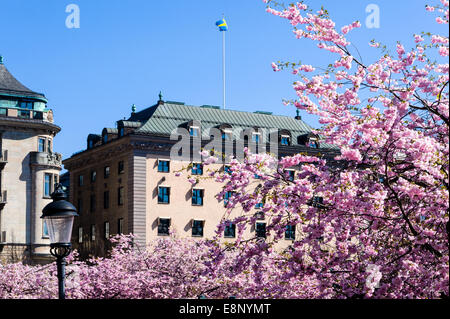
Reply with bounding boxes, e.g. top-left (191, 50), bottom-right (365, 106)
top-left (216, 18), bottom-right (228, 31)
